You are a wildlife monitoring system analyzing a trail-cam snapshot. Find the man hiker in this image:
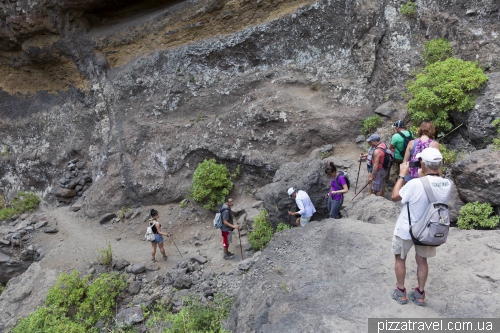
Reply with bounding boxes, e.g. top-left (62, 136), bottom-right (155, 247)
top-left (366, 134), bottom-right (387, 196)
top-left (287, 187), bottom-right (316, 227)
top-left (390, 147), bottom-right (452, 306)
top-left (220, 197), bottom-right (239, 260)
top-left (359, 138), bottom-right (376, 196)
top-left (390, 120), bottom-right (413, 182)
